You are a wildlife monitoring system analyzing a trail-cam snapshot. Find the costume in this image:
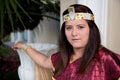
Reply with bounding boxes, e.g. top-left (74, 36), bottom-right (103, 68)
top-left (51, 47), bottom-right (120, 80)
